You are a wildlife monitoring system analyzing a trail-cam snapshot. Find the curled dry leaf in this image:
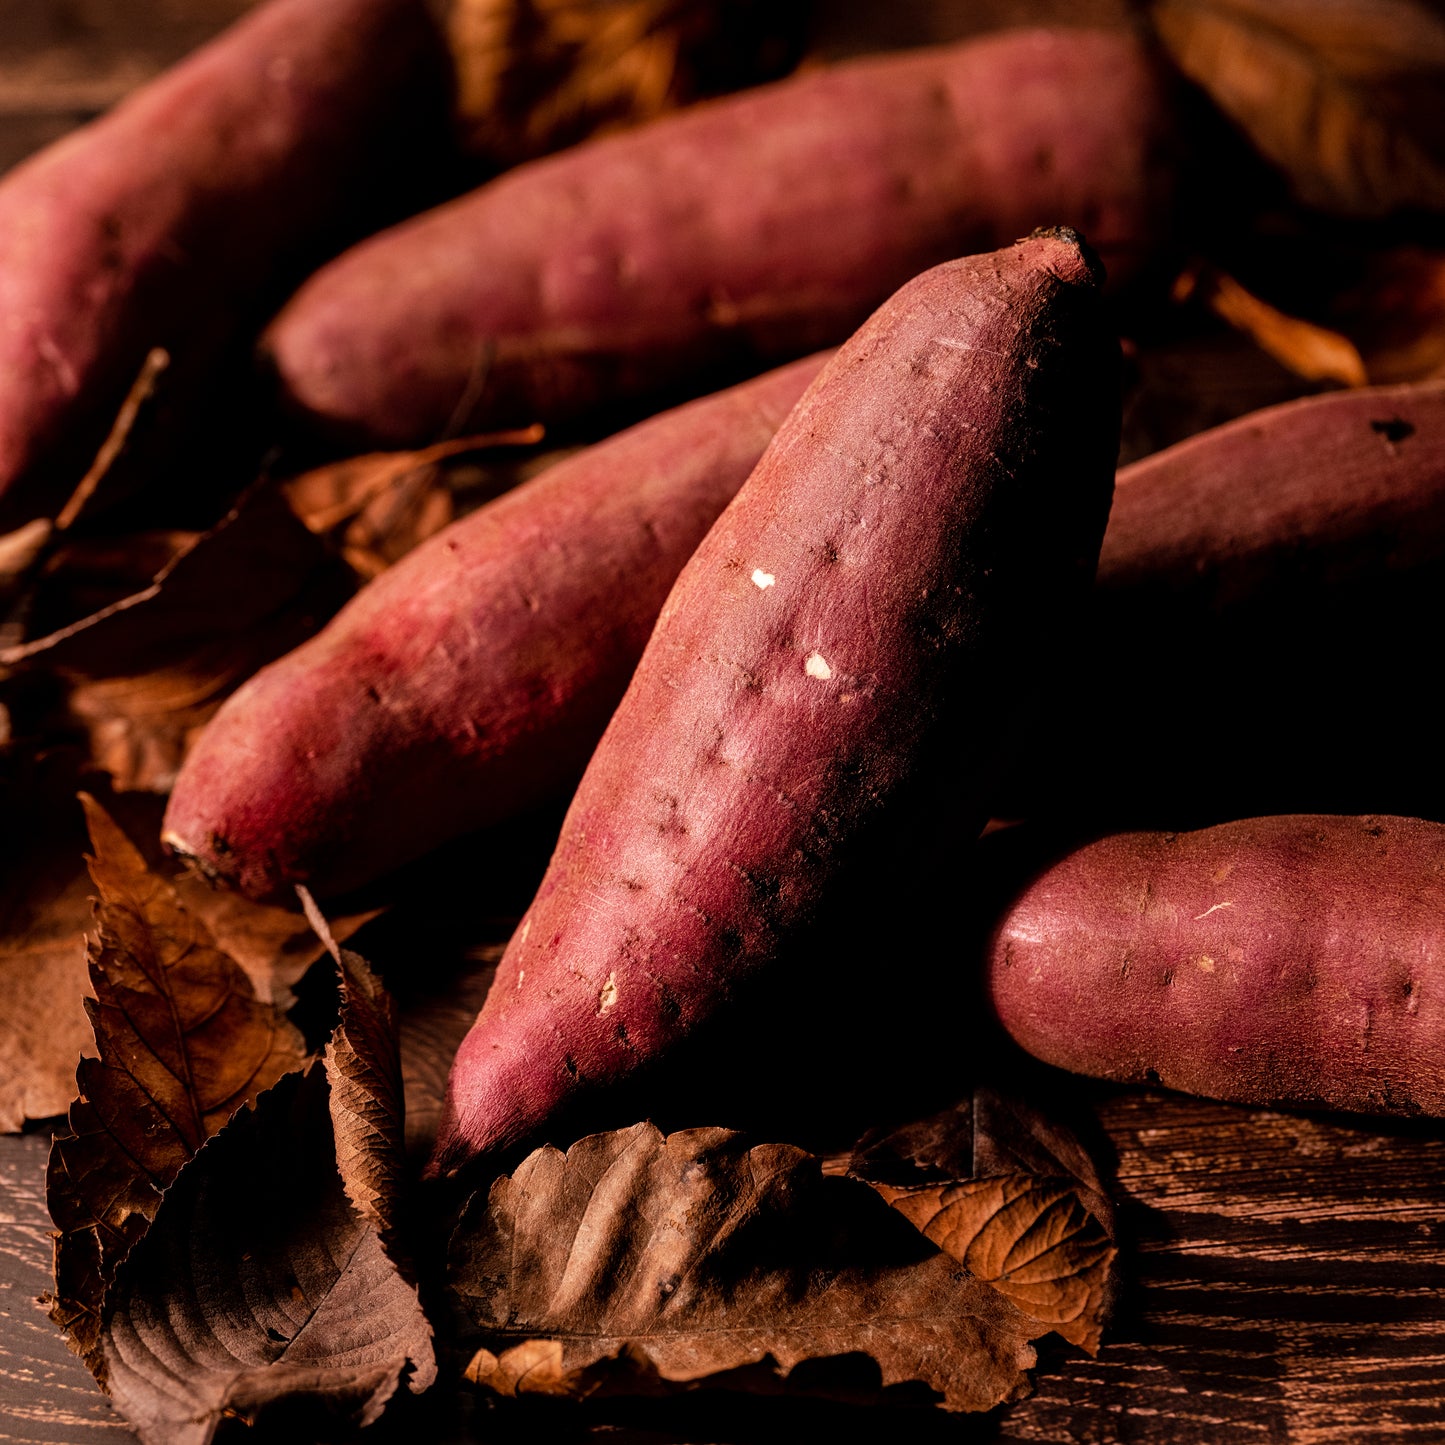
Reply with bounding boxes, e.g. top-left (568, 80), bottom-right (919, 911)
top-left (451, 1122), bottom-right (1040, 1412)
top-left (398, 947), bottom-right (501, 1162)
top-left (446, 0), bottom-right (806, 167)
top-left (281, 429), bottom-right (542, 579)
top-left (99, 929), bottom-right (434, 1444)
top-left (1, 483), bottom-right (353, 792)
top-left (1324, 244), bottom-right (1445, 383)
top-left (841, 1090), bottom-right (1119, 1355)
top-left (47, 797), bottom-right (309, 1369)
top-left (1152, 0), bottom-right (1445, 216)
top-left (1174, 261), bottom-right (1368, 388)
